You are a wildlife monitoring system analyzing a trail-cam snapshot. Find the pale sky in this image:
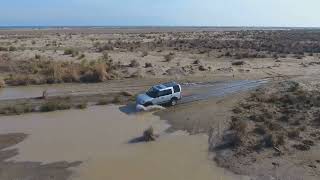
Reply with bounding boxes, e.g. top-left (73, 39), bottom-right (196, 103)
top-left (0, 0), bottom-right (319, 27)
